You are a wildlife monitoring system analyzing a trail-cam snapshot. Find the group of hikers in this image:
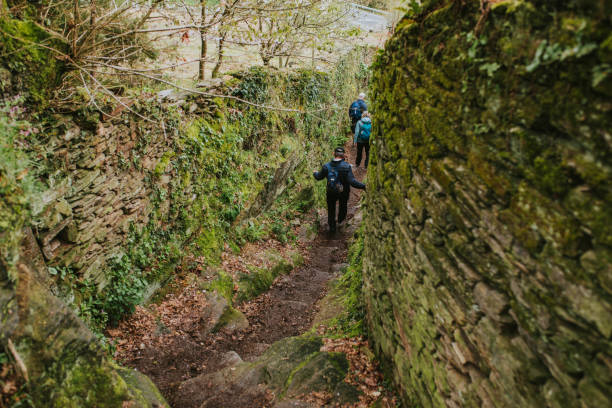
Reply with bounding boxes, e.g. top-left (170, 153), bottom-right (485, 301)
top-left (313, 92), bottom-right (371, 233)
